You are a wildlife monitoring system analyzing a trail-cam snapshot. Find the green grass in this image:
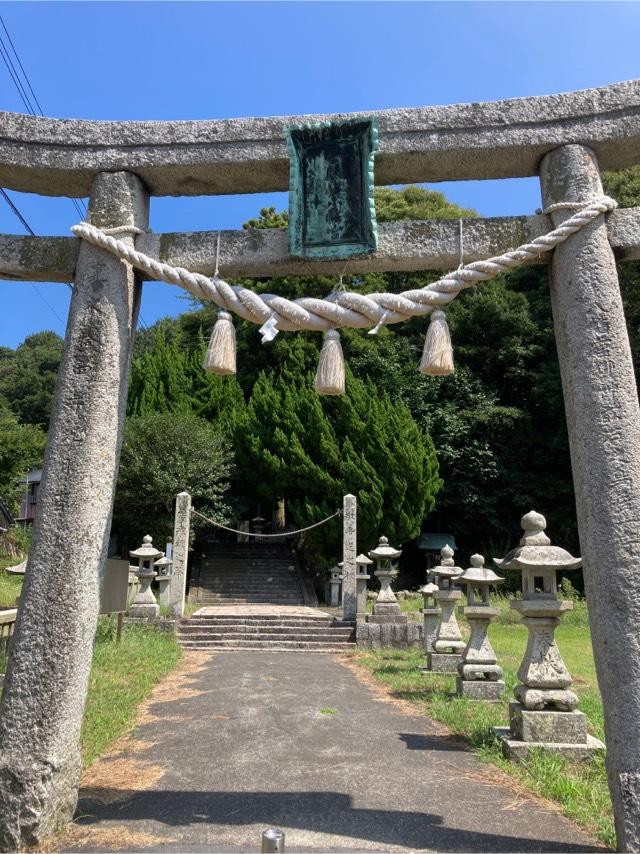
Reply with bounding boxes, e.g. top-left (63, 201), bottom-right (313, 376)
top-left (80, 617), bottom-right (182, 767)
top-left (355, 597), bottom-right (614, 848)
top-left (0, 560), bottom-right (24, 609)
top-left (320, 707), bottom-right (337, 715)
